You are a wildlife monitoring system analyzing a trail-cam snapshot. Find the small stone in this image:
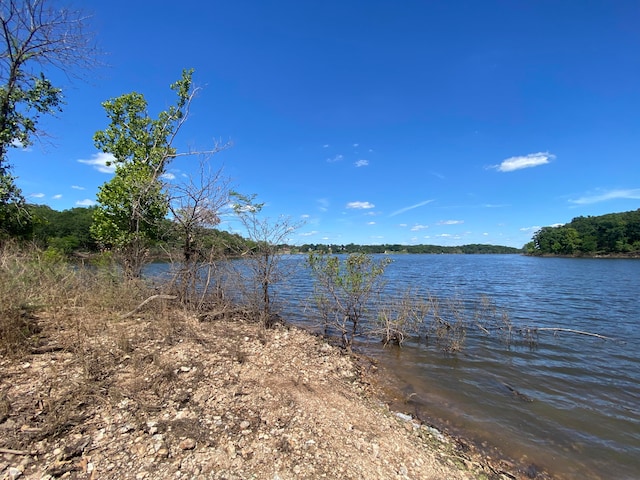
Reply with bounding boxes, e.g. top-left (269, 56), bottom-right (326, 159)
top-left (156, 446), bottom-right (169, 458)
top-left (180, 366), bottom-right (191, 372)
top-left (239, 420), bottom-right (250, 429)
top-left (179, 438), bottom-right (196, 450)
top-left (8, 467), bottom-right (23, 480)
